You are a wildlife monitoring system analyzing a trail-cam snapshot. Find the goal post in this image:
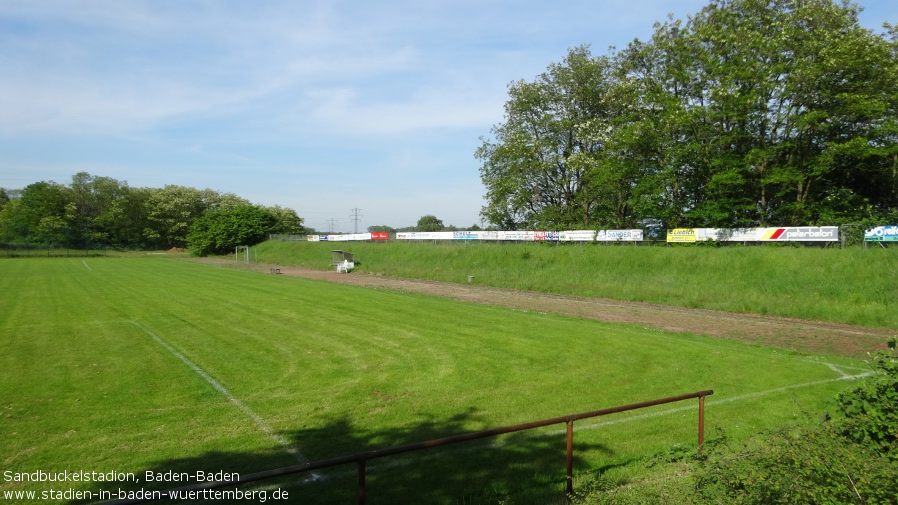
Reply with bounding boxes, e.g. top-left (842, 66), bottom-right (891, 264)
top-left (235, 246), bottom-right (249, 264)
